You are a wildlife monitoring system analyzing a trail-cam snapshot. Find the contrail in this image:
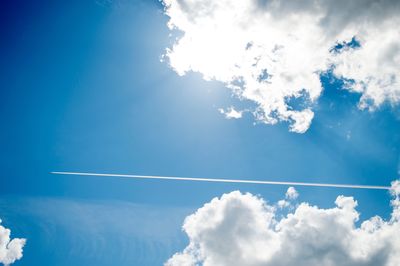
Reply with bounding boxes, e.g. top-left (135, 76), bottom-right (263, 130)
top-left (51, 171), bottom-right (391, 190)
